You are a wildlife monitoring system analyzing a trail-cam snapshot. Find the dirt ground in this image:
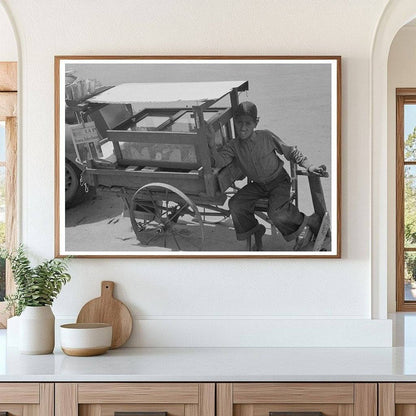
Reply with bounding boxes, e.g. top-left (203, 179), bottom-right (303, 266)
top-left (64, 191), bottom-right (303, 253)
